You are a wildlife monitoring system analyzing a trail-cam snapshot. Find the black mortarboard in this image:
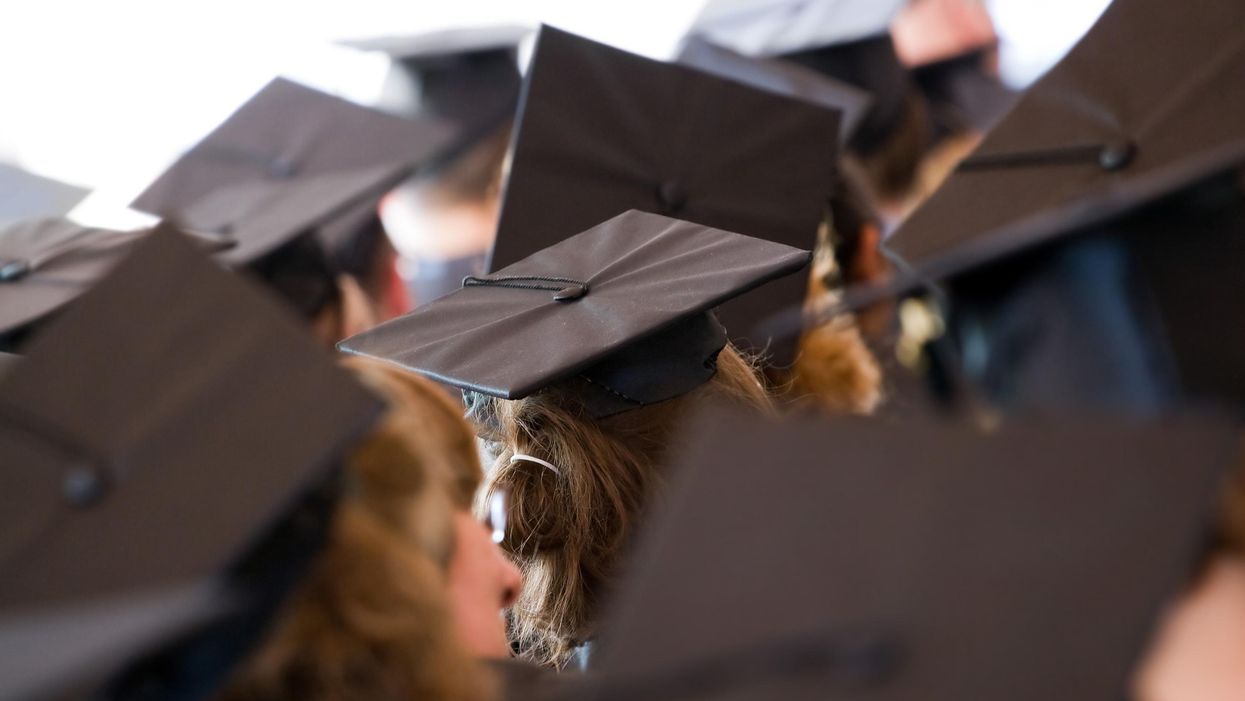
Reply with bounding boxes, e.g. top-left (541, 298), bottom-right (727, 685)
top-left (587, 409), bottom-right (1237, 699)
top-left (0, 164), bottom-right (90, 228)
top-left (676, 36), bottom-right (871, 143)
top-left (0, 230), bottom-right (380, 700)
top-left (132, 78), bottom-right (458, 262)
top-left (884, 0), bottom-right (1245, 413)
top-left (339, 209), bottom-right (810, 417)
top-left (343, 25), bottom-right (528, 141)
top-left (175, 161), bottom-right (413, 266)
top-left (0, 219), bottom-right (153, 343)
top-left (490, 26), bottom-right (838, 363)
top-left (911, 49), bottom-right (1016, 141)
top-left (779, 33), bottom-right (919, 160)
top-left (0, 352), bottom-right (17, 376)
